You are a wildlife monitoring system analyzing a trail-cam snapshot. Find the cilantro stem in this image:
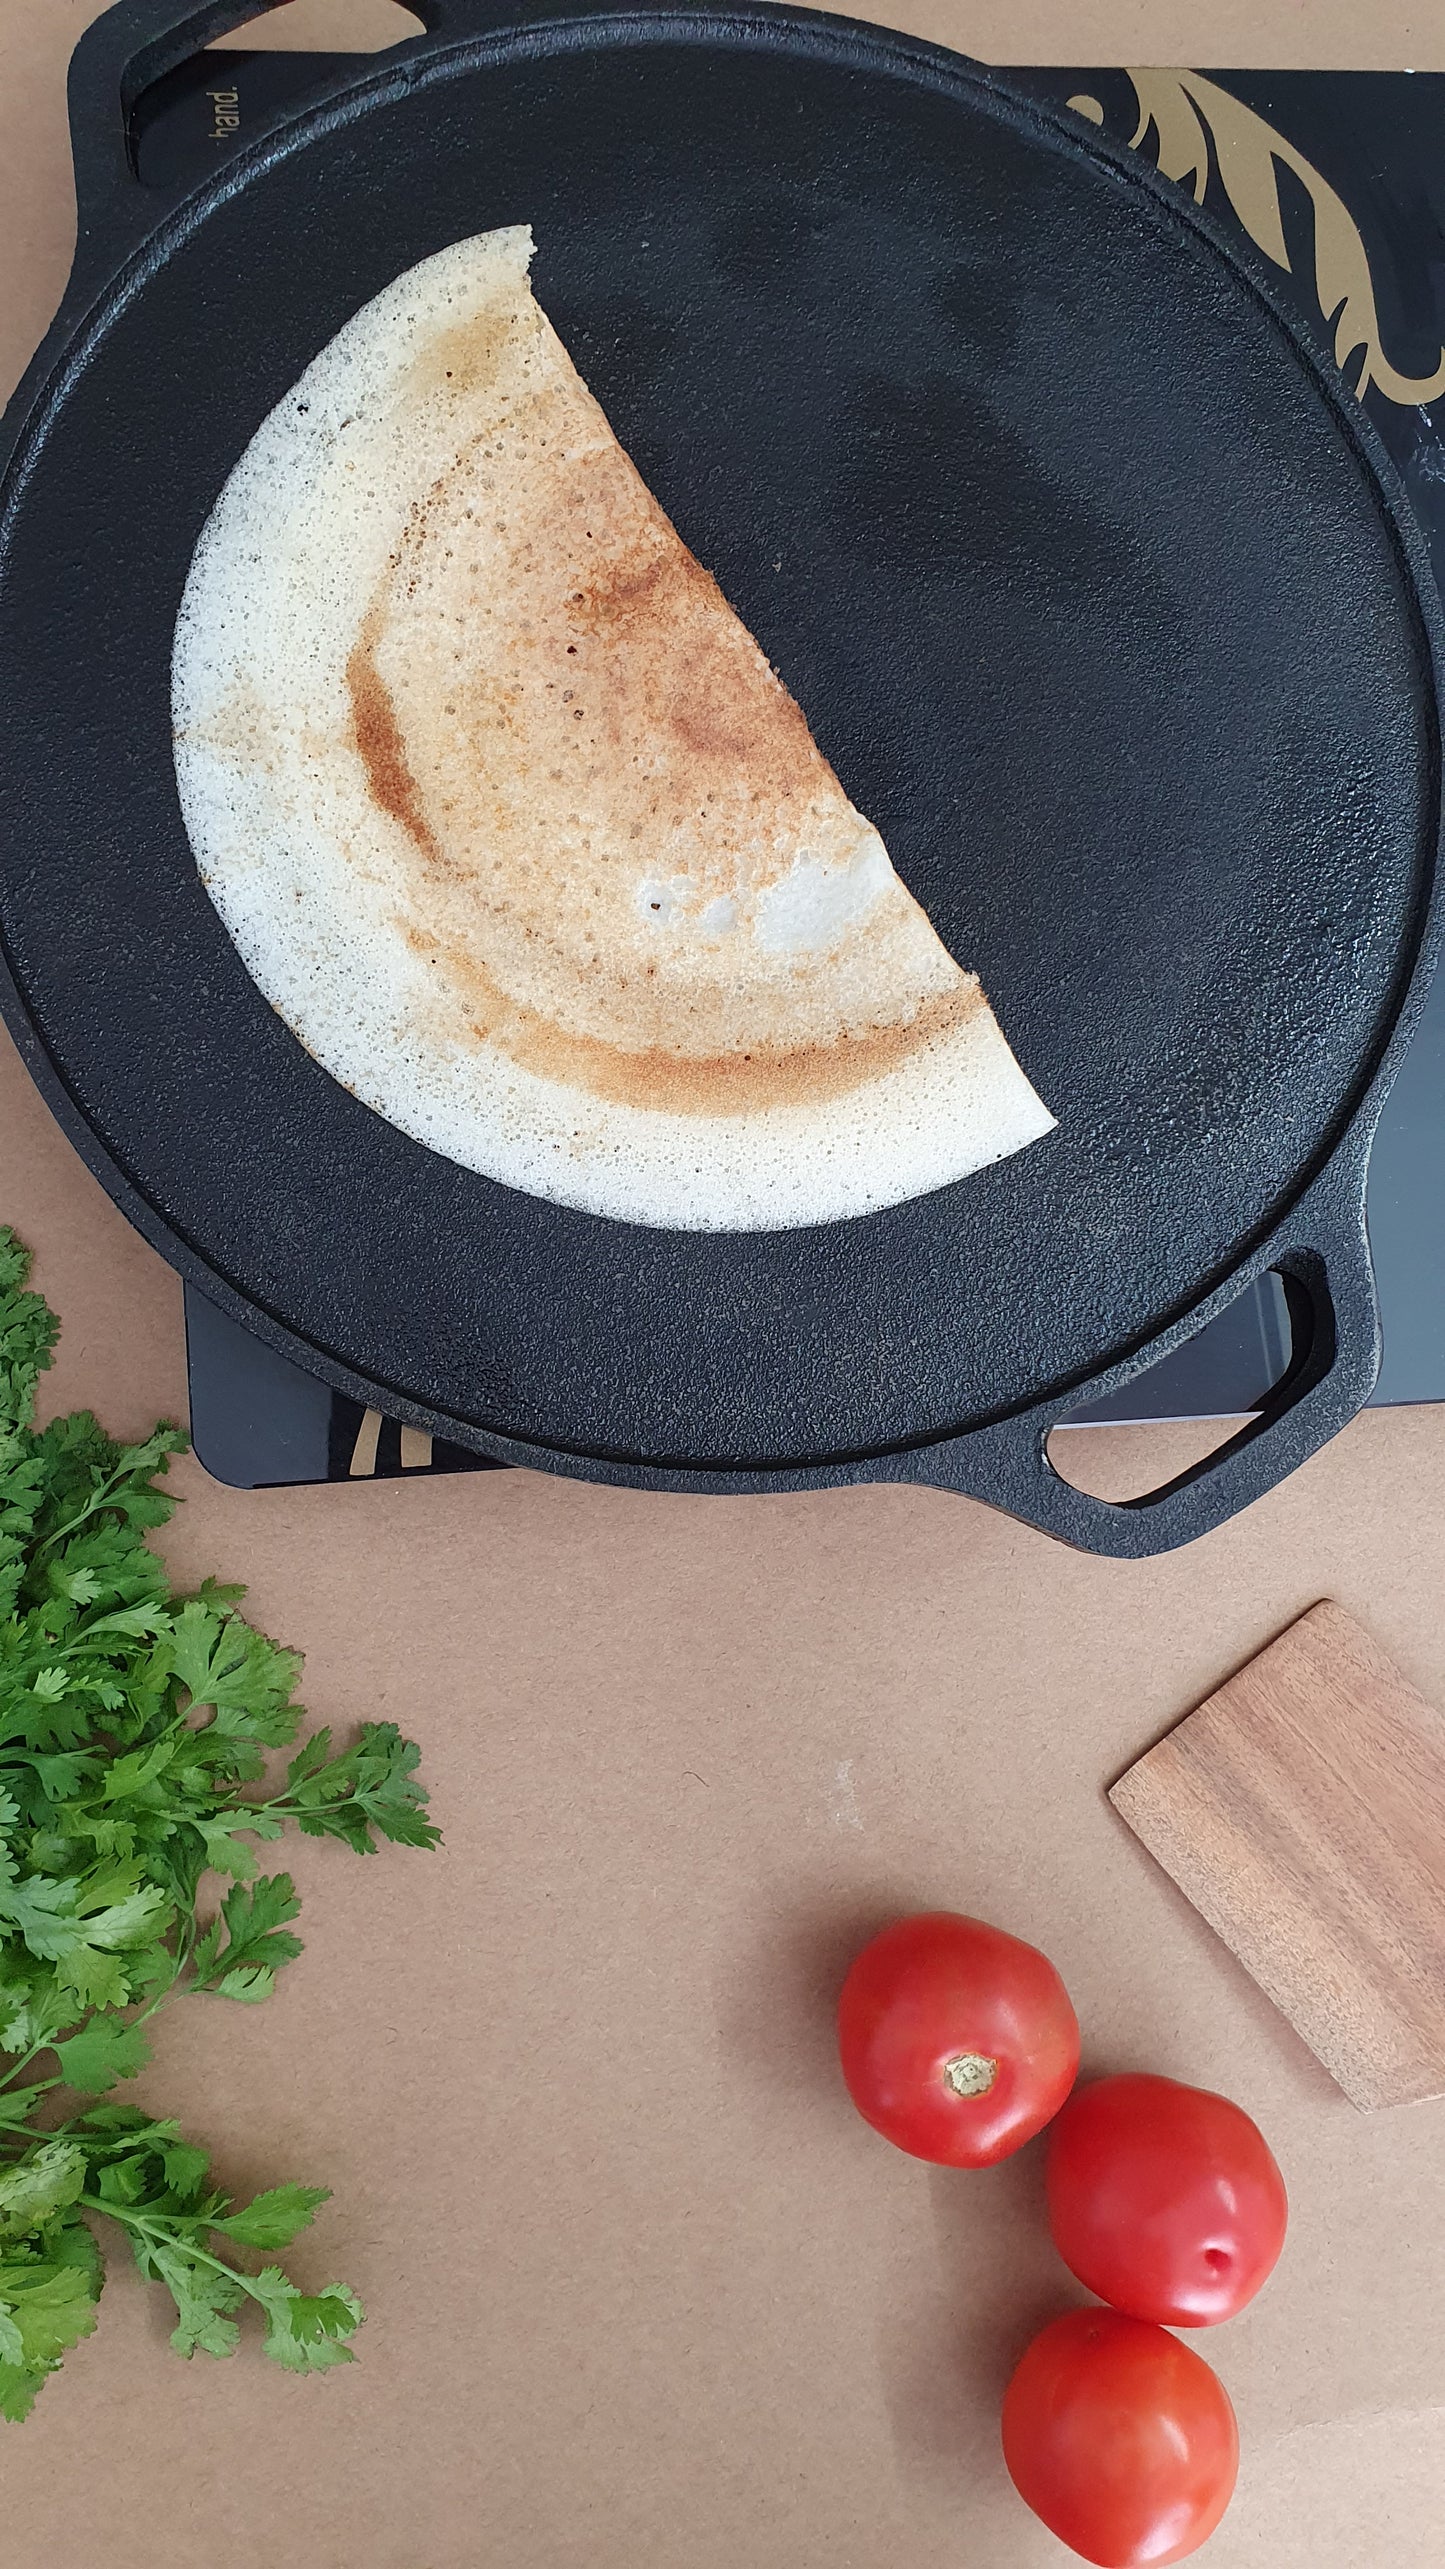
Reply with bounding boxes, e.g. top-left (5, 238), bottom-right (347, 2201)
top-left (79, 2196), bottom-right (275, 2308)
top-left (255, 1797), bottom-right (345, 1825)
top-left (0, 2046), bottom-right (52, 2097)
